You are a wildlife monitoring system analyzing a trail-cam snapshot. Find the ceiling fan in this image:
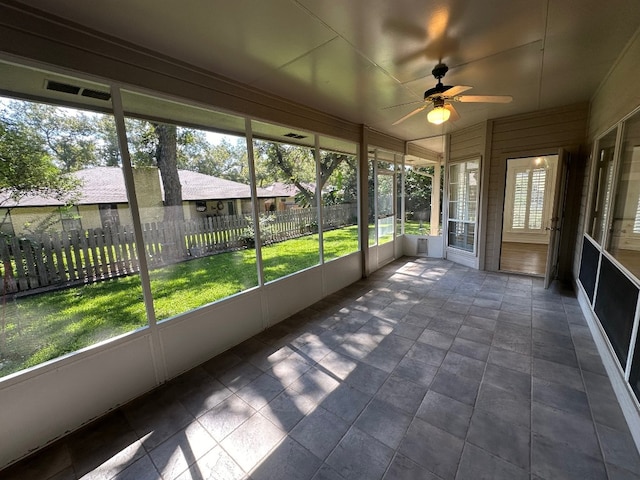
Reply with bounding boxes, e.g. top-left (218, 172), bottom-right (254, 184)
top-left (393, 62), bottom-right (513, 125)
